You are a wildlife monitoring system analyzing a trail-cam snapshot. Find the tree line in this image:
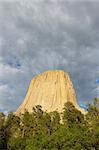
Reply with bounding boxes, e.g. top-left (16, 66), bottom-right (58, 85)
top-left (0, 98), bottom-right (99, 150)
